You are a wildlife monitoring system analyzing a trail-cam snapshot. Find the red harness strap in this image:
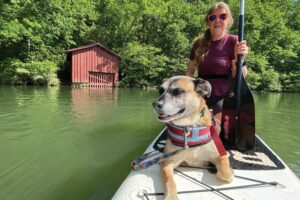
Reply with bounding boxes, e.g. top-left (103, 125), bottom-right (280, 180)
top-left (210, 125), bottom-right (227, 156)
